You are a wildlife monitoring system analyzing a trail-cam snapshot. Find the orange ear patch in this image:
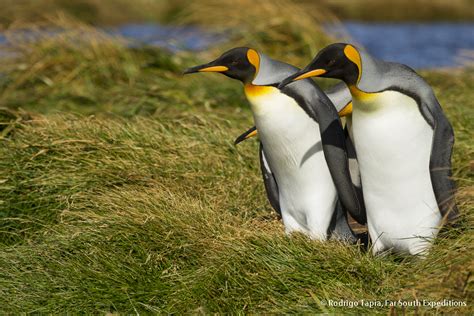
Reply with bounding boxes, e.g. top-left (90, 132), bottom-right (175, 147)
top-left (247, 49), bottom-right (260, 73)
top-left (344, 45), bottom-right (362, 84)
